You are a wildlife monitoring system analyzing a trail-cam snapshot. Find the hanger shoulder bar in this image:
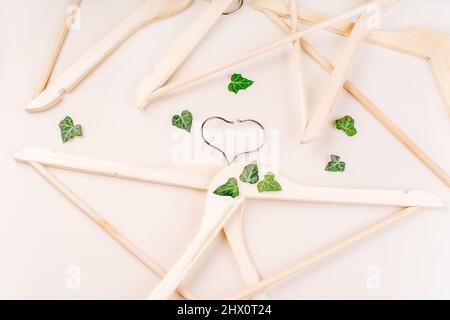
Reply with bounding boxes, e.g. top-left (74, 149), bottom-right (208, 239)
top-left (139, 0), bottom-right (395, 105)
top-left (148, 200), bottom-right (243, 299)
top-left (287, 0), bottom-right (308, 139)
top-left (25, 0), bottom-right (192, 113)
top-left (137, 0), bottom-right (234, 109)
top-left (253, 0), bottom-right (448, 60)
top-left (429, 42), bottom-right (450, 116)
top-left (27, 160), bottom-right (195, 299)
top-left (223, 203), bottom-right (269, 299)
top-left (302, 11), bottom-right (373, 143)
top-left (34, 0), bottom-right (82, 97)
top-left (245, 171), bottom-right (443, 208)
top-left (14, 148), bottom-right (219, 191)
